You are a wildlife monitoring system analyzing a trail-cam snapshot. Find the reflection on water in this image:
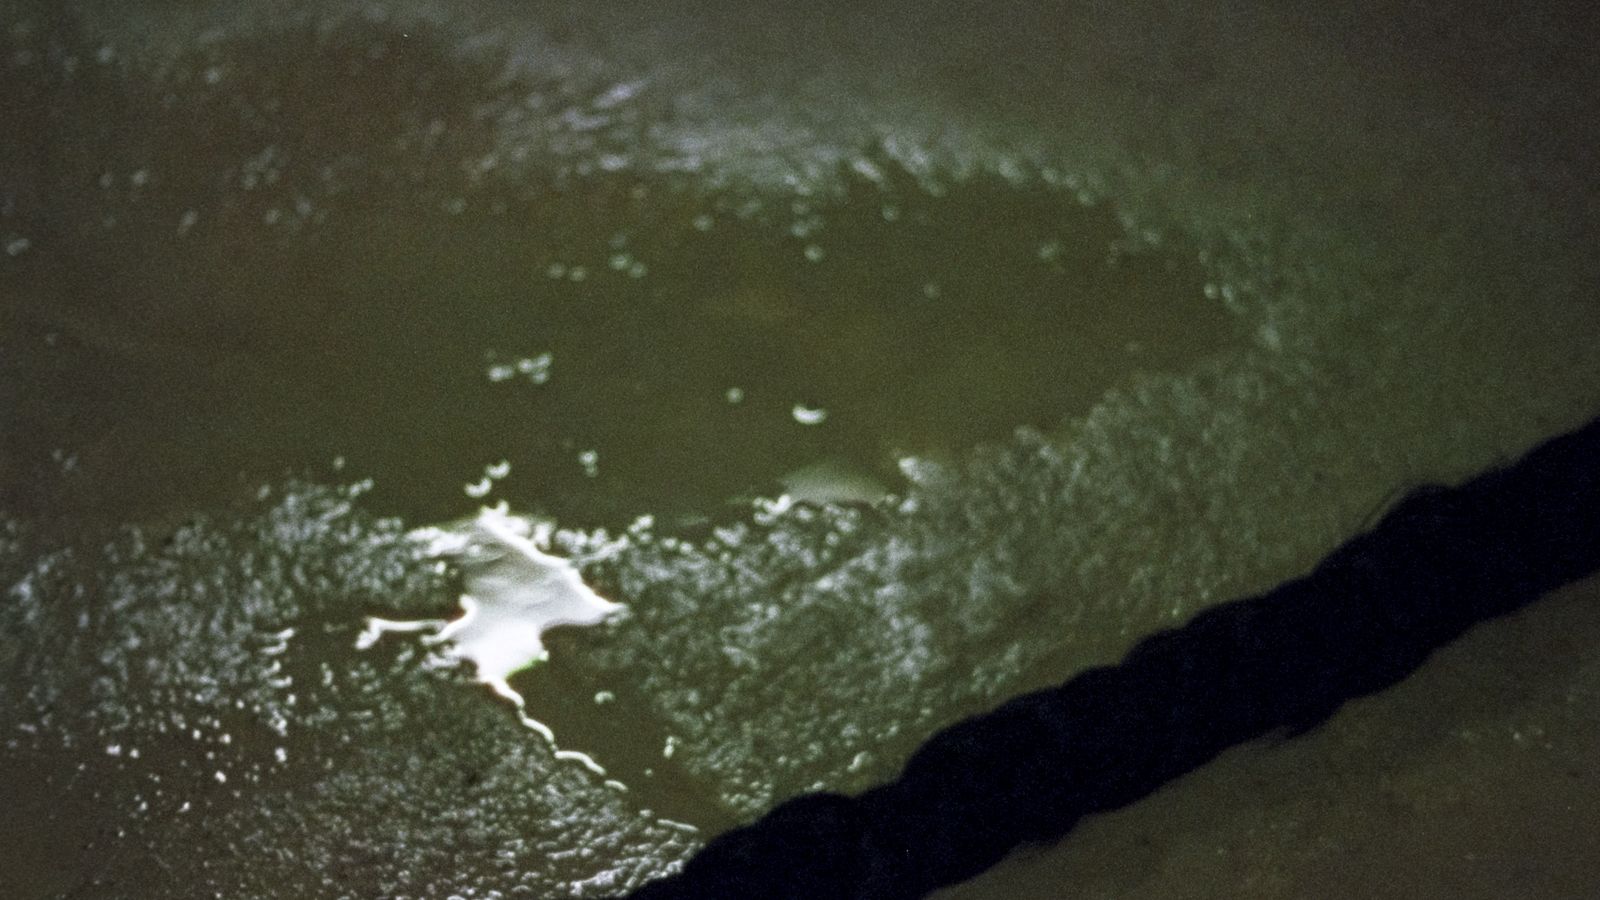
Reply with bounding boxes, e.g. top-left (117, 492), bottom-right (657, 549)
top-left (406, 505), bottom-right (626, 683)
top-left (2, 6), bottom-right (1233, 529)
top-left (0, 8), bottom-right (1247, 894)
top-left (4, 1), bottom-right (1599, 897)
top-left (369, 505), bottom-right (630, 785)
top-left (0, 483), bottom-right (700, 897)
